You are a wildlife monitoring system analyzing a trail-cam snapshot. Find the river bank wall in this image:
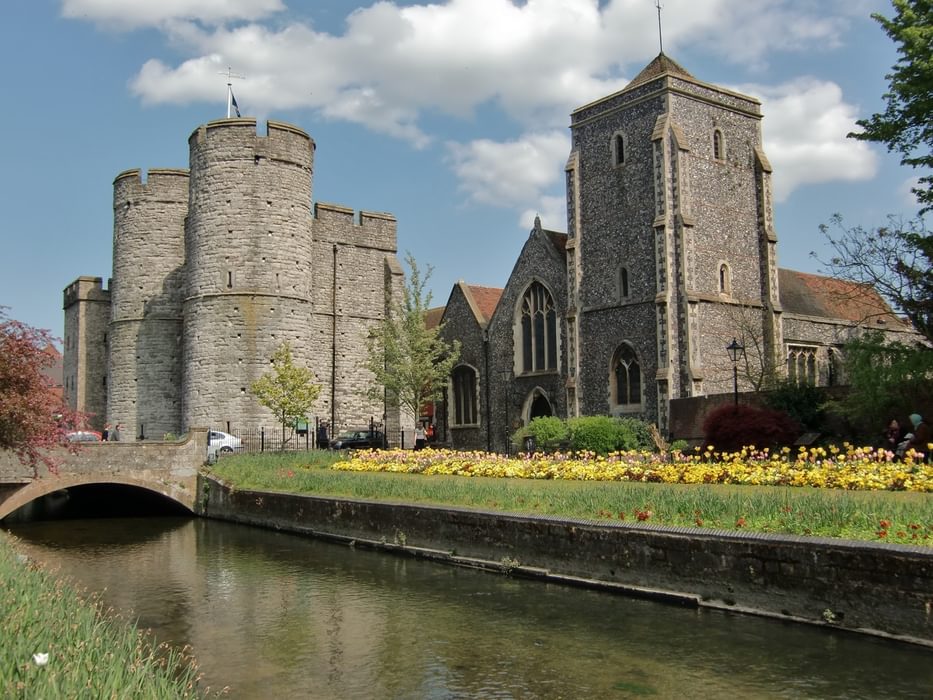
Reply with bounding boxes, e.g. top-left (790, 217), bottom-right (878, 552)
top-left (198, 475), bottom-right (933, 647)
